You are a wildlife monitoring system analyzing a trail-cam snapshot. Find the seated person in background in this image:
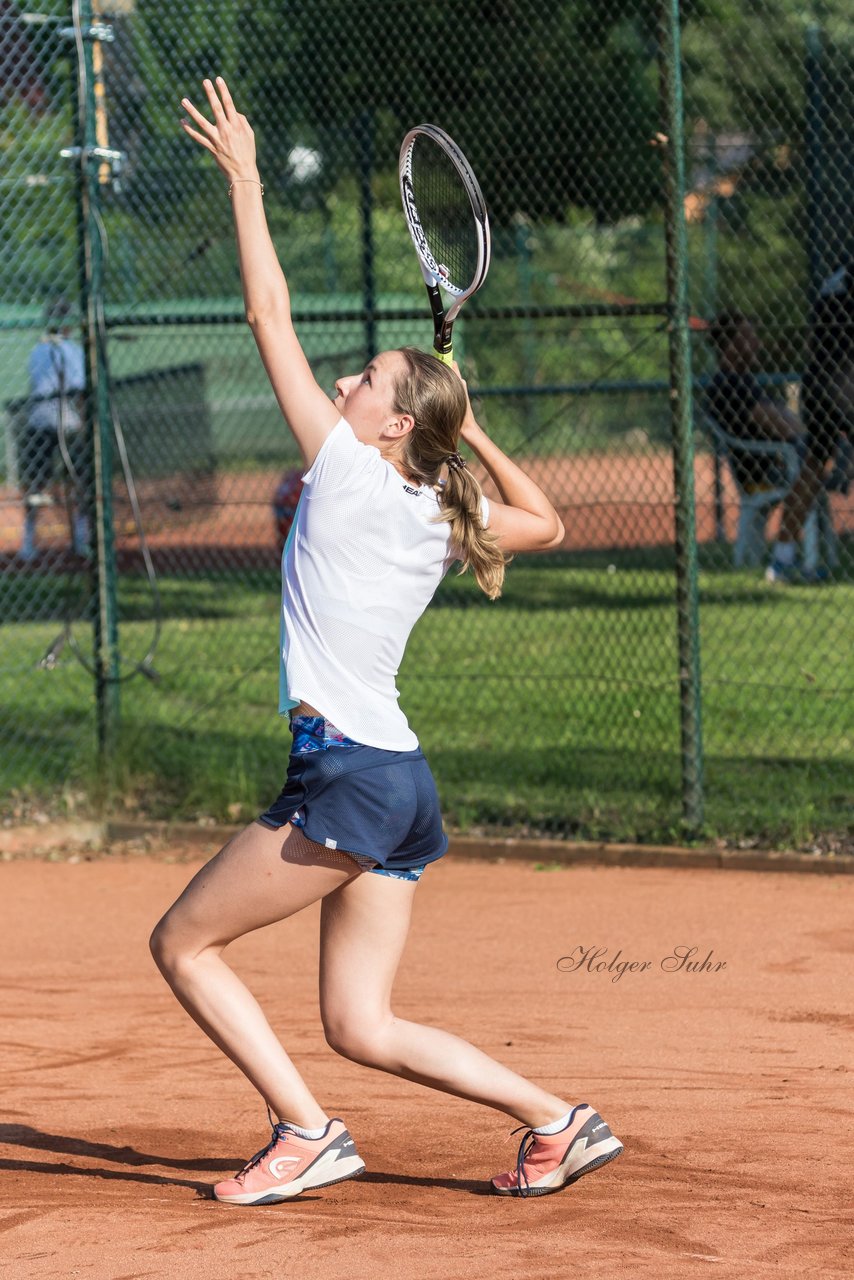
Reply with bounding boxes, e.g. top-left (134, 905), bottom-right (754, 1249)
top-left (705, 309), bottom-right (803, 492)
top-left (767, 264), bottom-right (854, 582)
